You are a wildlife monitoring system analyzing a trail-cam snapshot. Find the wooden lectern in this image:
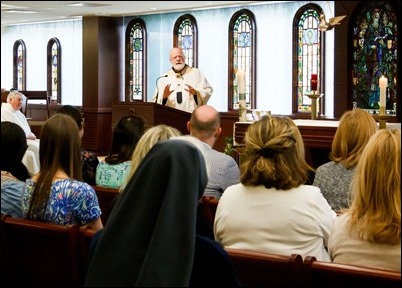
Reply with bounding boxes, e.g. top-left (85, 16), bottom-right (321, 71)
top-left (112, 101), bottom-right (191, 135)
